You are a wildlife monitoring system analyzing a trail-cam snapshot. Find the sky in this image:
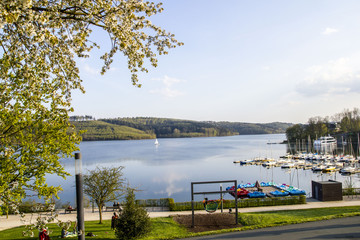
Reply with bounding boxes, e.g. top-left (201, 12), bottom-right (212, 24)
top-left (71, 0), bottom-right (360, 124)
